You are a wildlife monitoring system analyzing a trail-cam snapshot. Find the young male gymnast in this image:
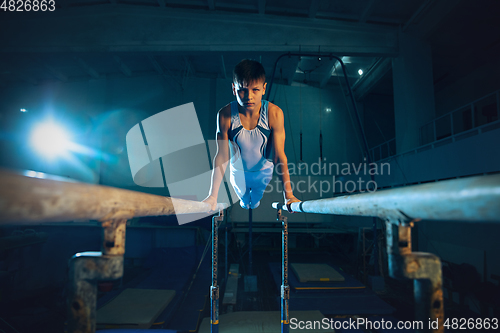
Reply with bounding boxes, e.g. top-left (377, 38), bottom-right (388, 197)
top-left (203, 59), bottom-right (299, 212)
